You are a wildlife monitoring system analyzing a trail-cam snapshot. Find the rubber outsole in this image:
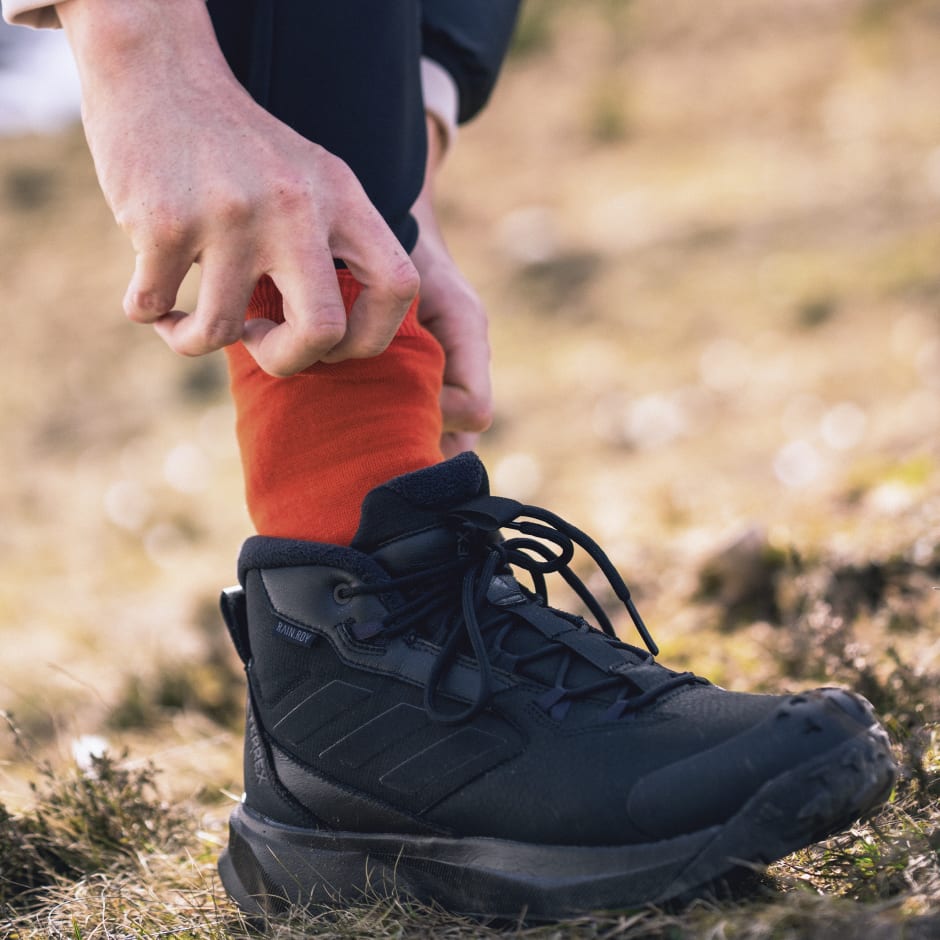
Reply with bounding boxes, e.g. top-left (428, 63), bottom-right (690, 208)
top-left (218, 723), bottom-right (896, 920)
